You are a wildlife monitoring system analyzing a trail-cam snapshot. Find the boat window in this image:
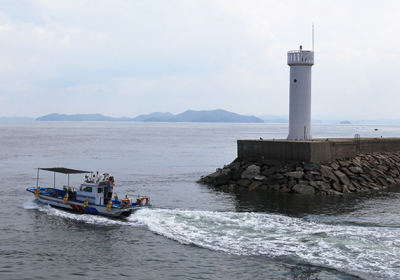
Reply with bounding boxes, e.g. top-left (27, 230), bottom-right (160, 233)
top-left (98, 188), bottom-right (102, 193)
top-left (83, 187), bottom-right (92, 192)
